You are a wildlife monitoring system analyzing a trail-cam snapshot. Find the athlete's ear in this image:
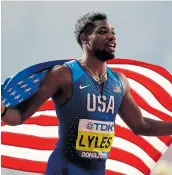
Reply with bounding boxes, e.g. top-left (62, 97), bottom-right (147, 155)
top-left (80, 33), bottom-right (88, 45)
top-left (80, 25), bottom-right (94, 45)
